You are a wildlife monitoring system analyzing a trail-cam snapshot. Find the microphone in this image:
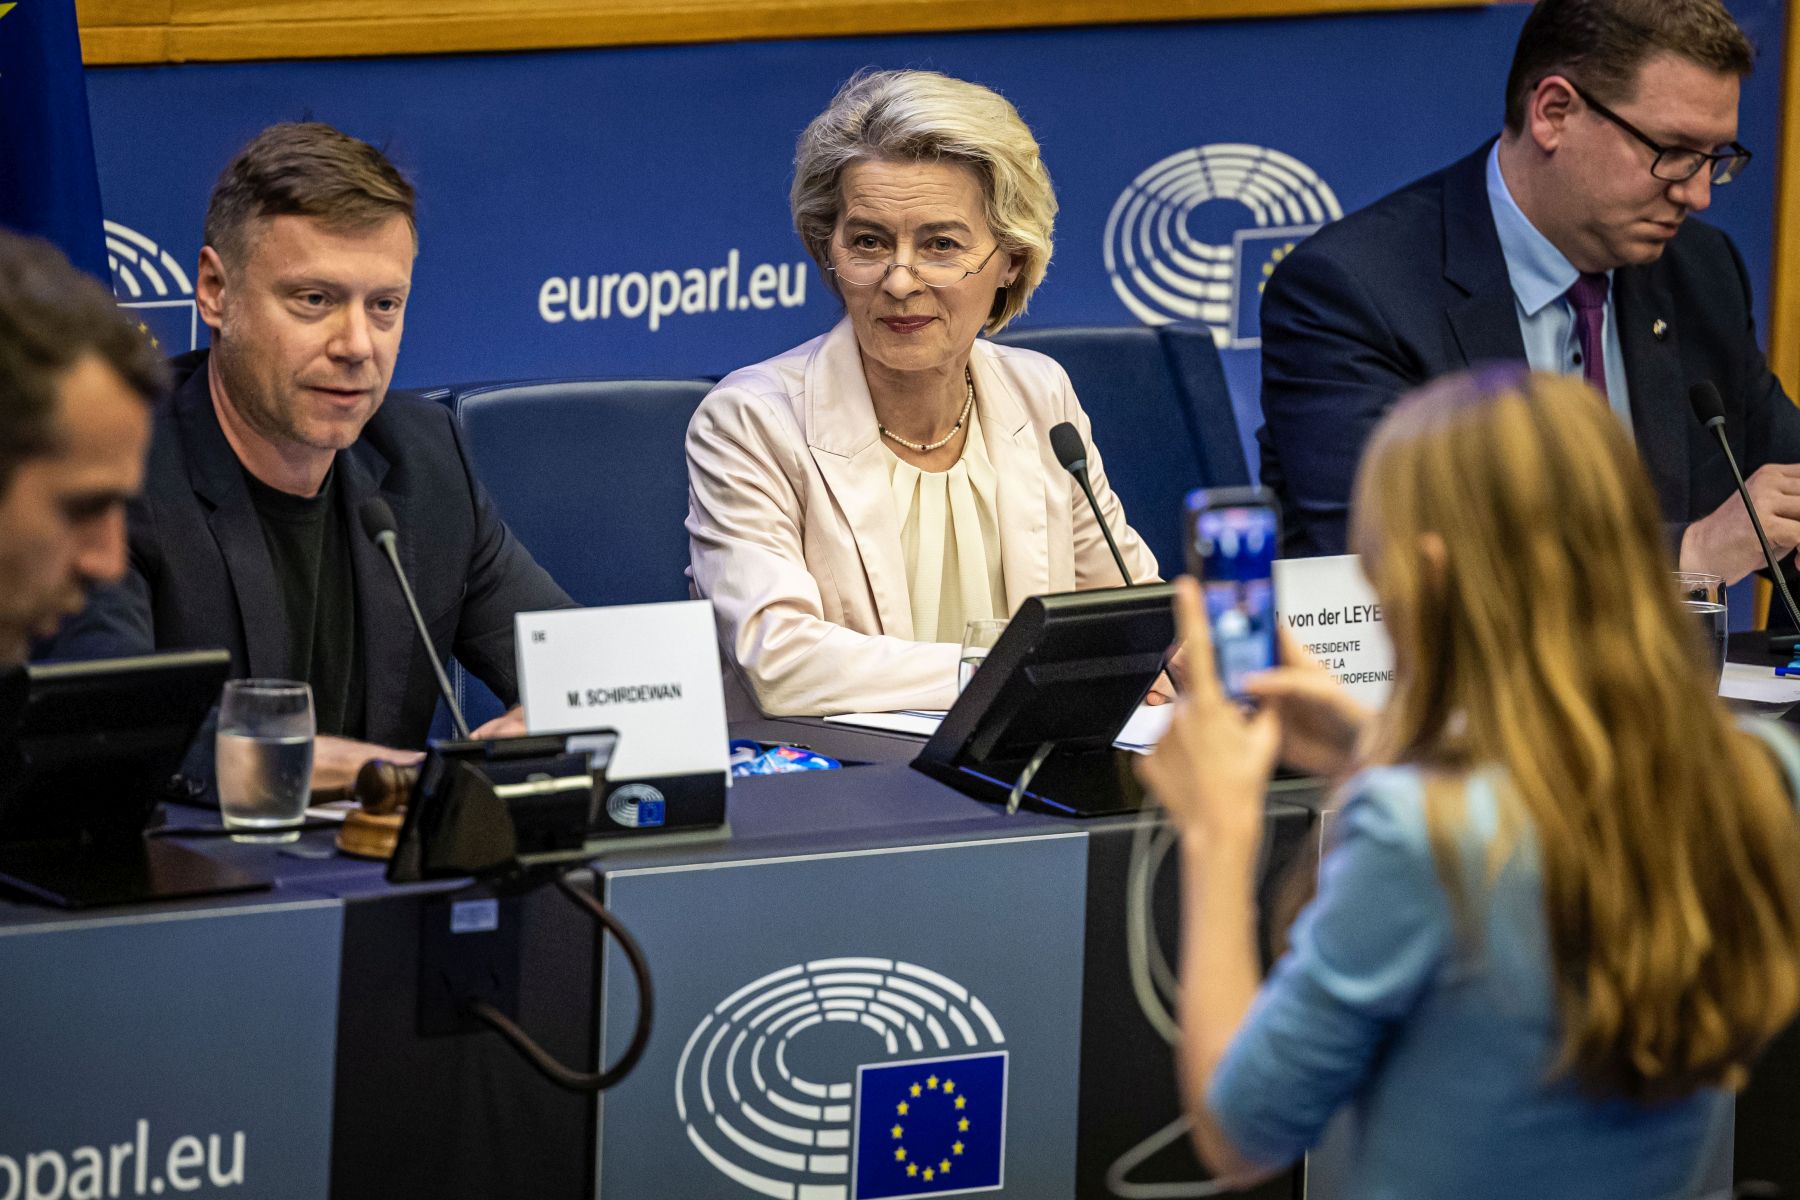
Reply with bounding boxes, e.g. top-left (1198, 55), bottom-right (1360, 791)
top-left (1687, 382), bottom-right (1800, 650)
top-left (359, 497), bottom-right (472, 740)
top-left (1050, 421), bottom-right (1134, 586)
